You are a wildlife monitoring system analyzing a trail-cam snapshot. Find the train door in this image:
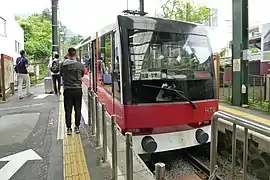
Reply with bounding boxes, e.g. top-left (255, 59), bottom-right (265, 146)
top-left (110, 31), bottom-right (116, 113)
top-left (112, 29), bottom-right (125, 126)
top-left (88, 43), bottom-right (92, 89)
top-left (91, 40), bottom-right (97, 92)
